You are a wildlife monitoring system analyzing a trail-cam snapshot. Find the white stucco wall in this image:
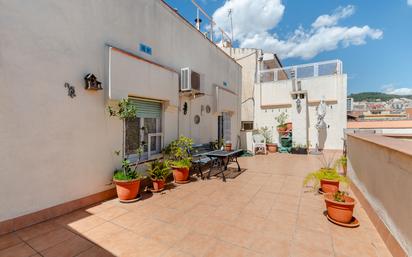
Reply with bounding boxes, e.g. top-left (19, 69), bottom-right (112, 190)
top-left (0, 0), bottom-right (241, 221)
top-left (254, 74), bottom-right (347, 149)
